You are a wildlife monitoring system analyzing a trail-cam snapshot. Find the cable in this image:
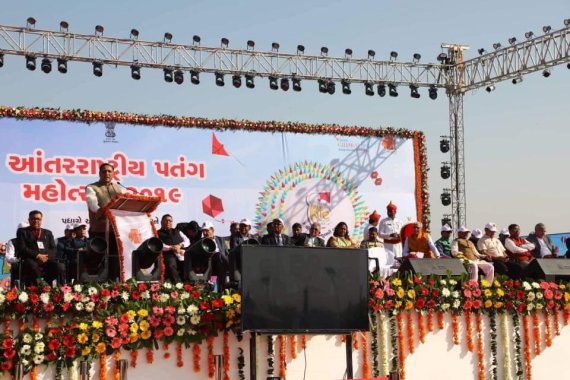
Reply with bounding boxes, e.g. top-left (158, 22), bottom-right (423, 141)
top-left (303, 347), bottom-right (307, 380)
